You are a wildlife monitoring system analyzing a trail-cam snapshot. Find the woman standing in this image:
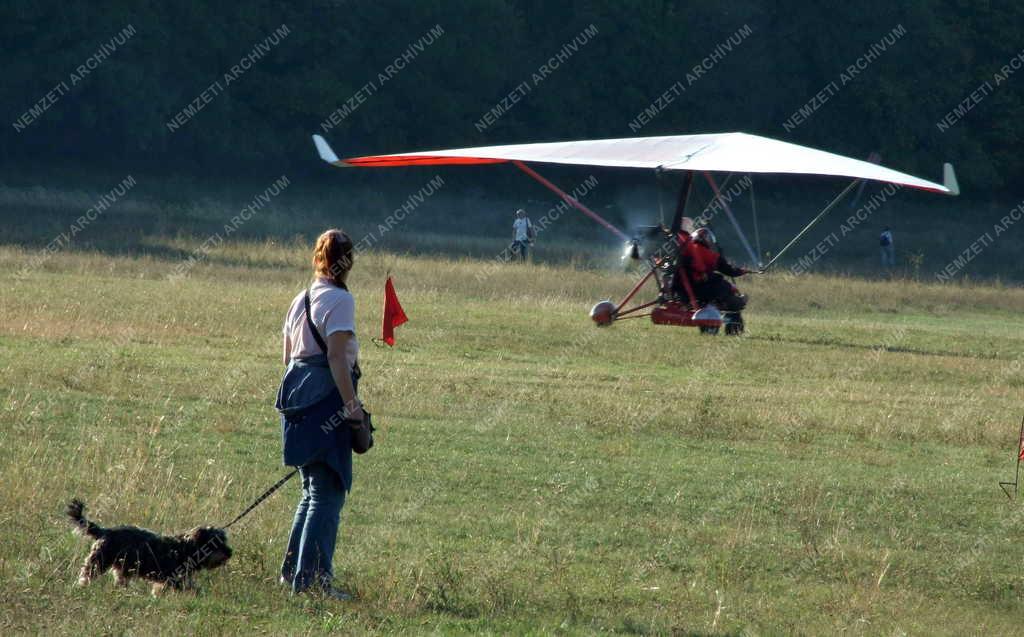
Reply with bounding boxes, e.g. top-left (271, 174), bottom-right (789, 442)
top-left (276, 229), bottom-right (363, 599)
